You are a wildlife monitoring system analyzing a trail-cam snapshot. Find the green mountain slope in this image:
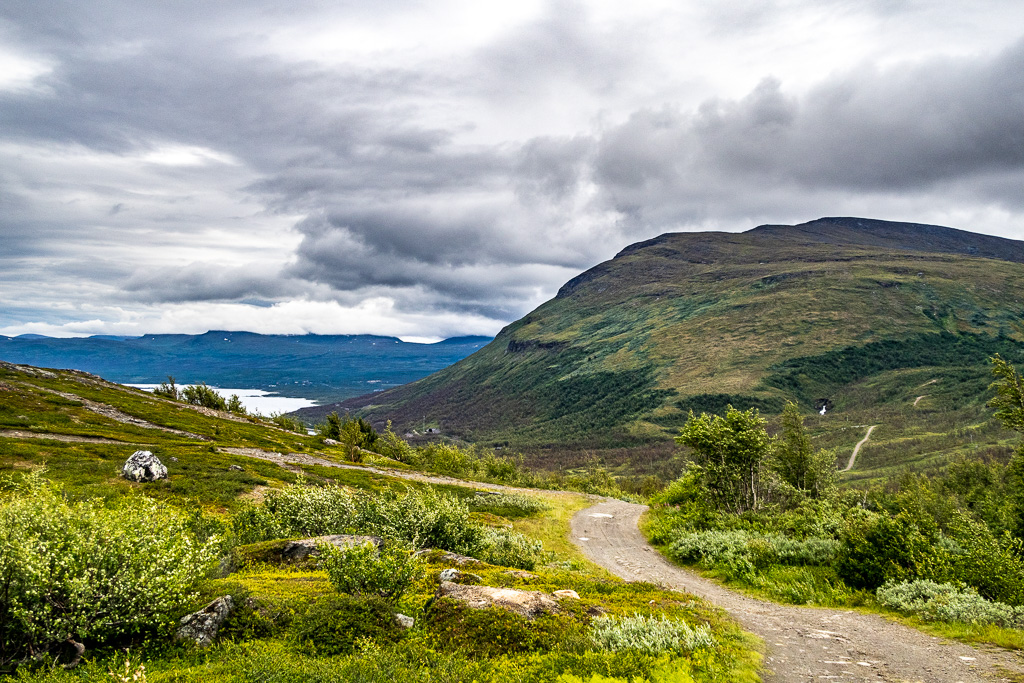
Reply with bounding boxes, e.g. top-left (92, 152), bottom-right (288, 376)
top-left (311, 217), bottom-right (1024, 472)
